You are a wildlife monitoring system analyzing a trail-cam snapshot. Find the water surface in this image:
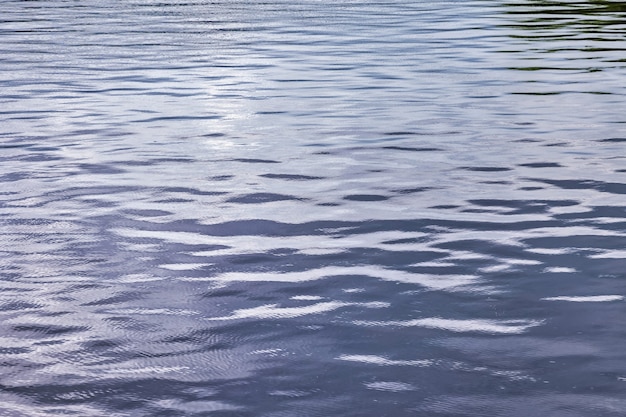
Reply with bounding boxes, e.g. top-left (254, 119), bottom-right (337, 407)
top-left (1, 0), bottom-right (625, 415)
